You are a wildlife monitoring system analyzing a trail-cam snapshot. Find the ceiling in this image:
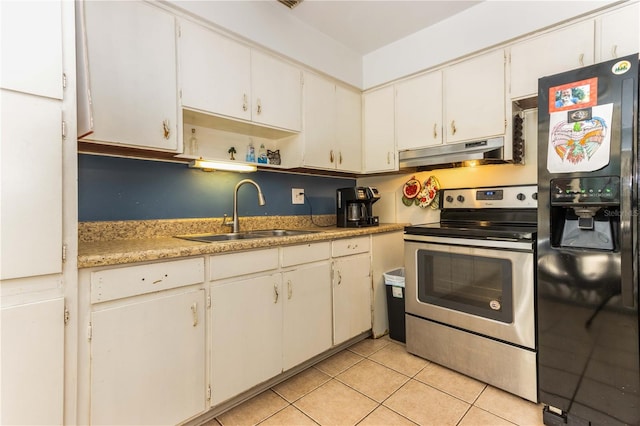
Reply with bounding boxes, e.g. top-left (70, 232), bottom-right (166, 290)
top-left (273, 0), bottom-right (482, 55)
